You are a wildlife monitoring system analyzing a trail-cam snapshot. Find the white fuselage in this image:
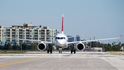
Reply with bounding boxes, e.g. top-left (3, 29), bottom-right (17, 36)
top-left (55, 33), bottom-right (68, 48)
